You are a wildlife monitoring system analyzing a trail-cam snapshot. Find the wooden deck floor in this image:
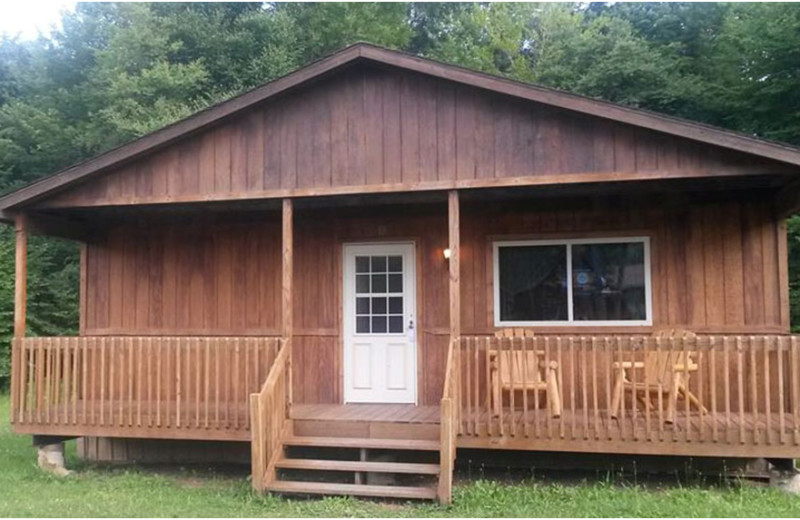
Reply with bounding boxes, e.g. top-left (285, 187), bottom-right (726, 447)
top-left (291, 404), bottom-right (441, 424)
